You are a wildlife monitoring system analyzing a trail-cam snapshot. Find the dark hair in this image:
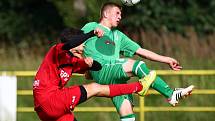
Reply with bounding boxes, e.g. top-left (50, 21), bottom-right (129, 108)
top-left (100, 2), bottom-right (122, 18)
top-left (60, 28), bottom-right (95, 50)
top-left (60, 28), bottom-right (84, 43)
